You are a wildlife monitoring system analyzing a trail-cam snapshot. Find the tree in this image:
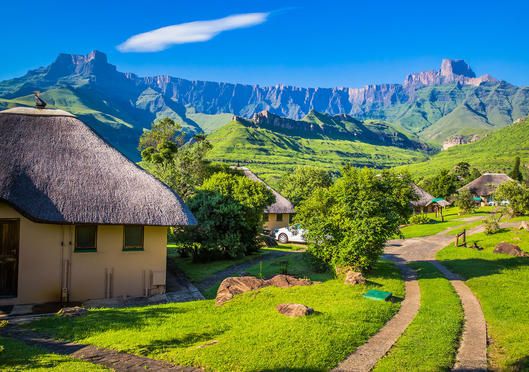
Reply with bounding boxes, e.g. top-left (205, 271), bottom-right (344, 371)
top-left (139, 118), bottom-right (213, 199)
top-left (419, 169), bottom-right (458, 198)
top-left (295, 168), bottom-right (414, 272)
top-left (454, 189), bottom-right (476, 215)
top-left (183, 172), bottom-right (274, 261)
top-left (495, 180), bottom-right (529, 216)
top-left (508, 156), bottom-right (523, 182)
top-left (279, 166), bottom-right (333, 205)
